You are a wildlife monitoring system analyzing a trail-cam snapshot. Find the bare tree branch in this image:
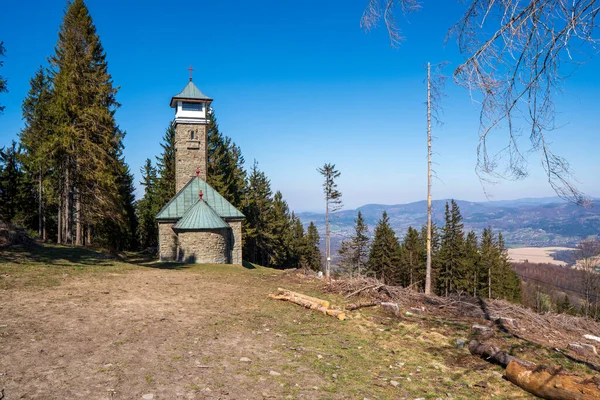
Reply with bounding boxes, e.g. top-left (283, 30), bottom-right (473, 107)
top-left (363, 0), bottom-right (598, 204)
